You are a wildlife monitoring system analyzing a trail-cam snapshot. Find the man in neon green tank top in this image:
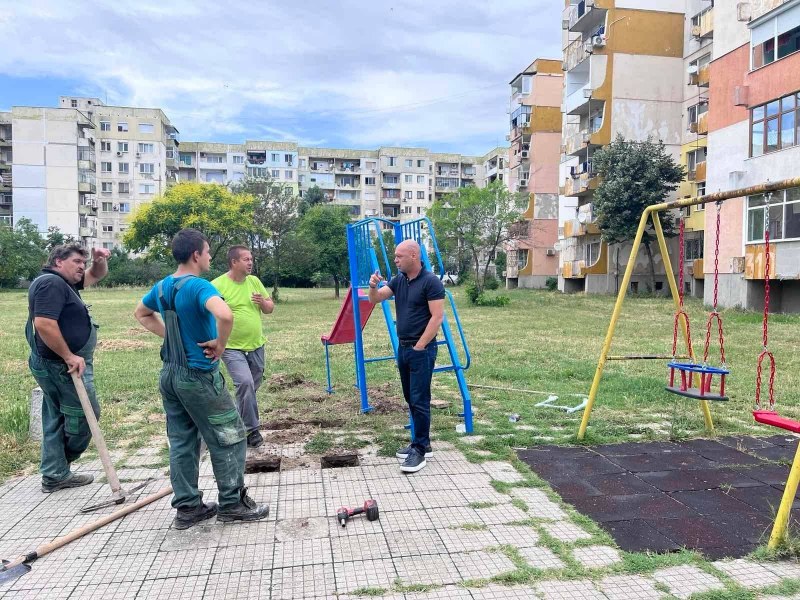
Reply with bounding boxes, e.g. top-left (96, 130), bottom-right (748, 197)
top-left (212, 246), bottom-right (274, 448)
